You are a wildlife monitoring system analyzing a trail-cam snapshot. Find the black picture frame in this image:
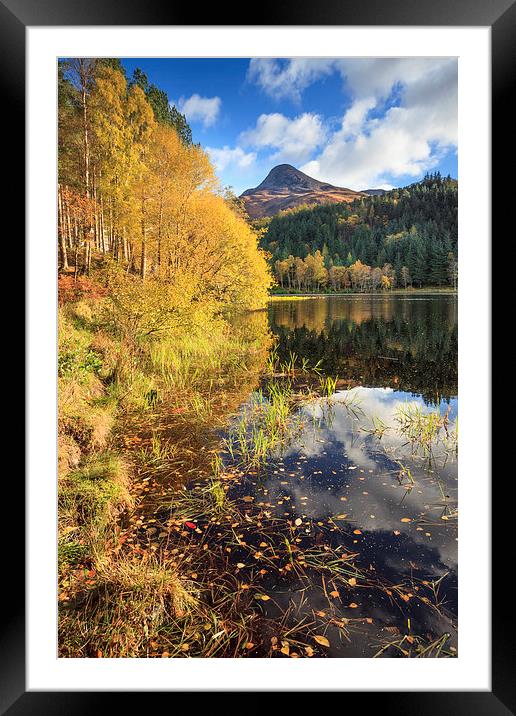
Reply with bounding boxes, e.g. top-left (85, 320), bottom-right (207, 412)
top-left (5, 0), bottom-right (509, 710)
